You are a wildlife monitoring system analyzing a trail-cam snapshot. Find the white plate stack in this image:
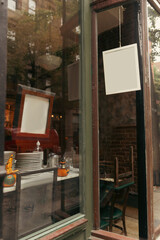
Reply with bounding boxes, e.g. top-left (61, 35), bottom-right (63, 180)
top-left (4, 151), bottom-right (16, 170)
top-left (16, 152), bottom-right (42, 172)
